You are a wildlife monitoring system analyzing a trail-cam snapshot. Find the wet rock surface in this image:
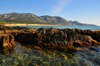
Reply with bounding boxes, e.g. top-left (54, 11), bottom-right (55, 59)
top-left (0, 26), bottom-right (100, 66)
top-left (11, 27), bottom-right (99, 51)
top-left (0, 26), bottom-right (100, 51)
top-left (0, 33), bottom-right (15, 52)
